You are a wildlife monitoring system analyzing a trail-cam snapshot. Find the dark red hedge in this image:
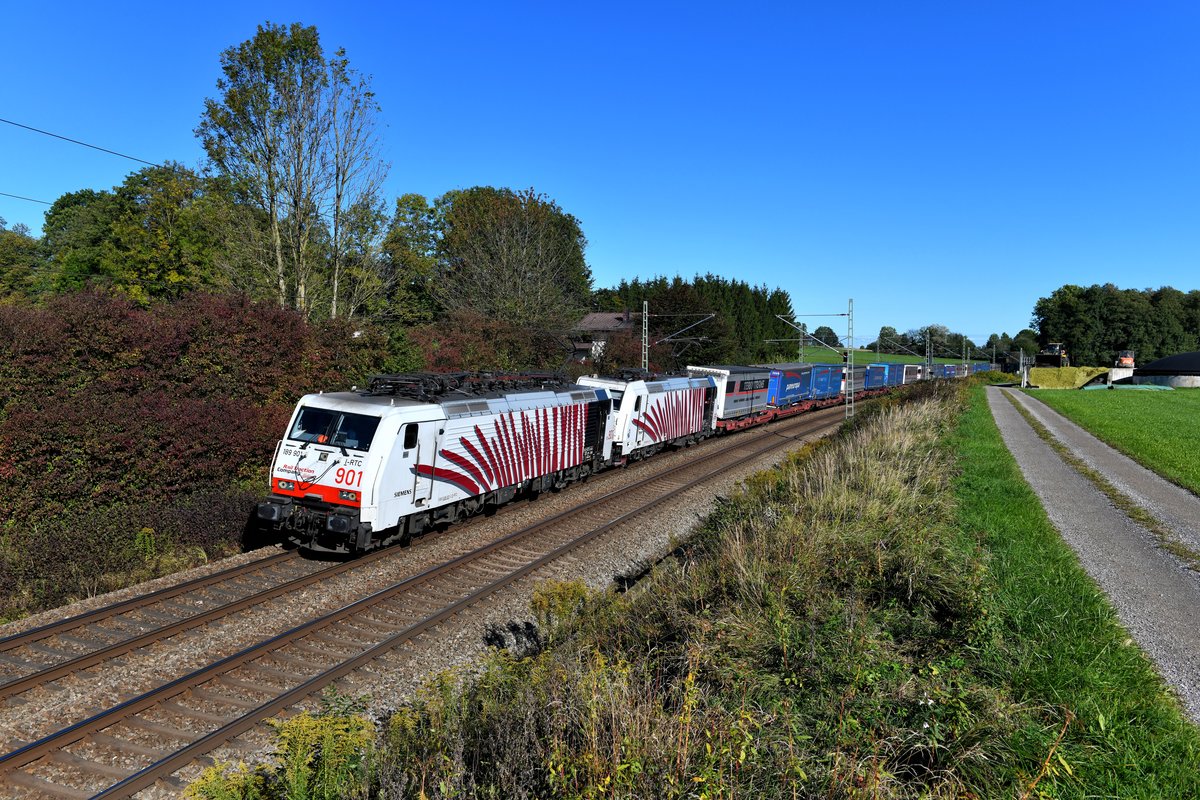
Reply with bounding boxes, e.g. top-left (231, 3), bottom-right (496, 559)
top-left (0, 292), bottom-right (394, 615)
